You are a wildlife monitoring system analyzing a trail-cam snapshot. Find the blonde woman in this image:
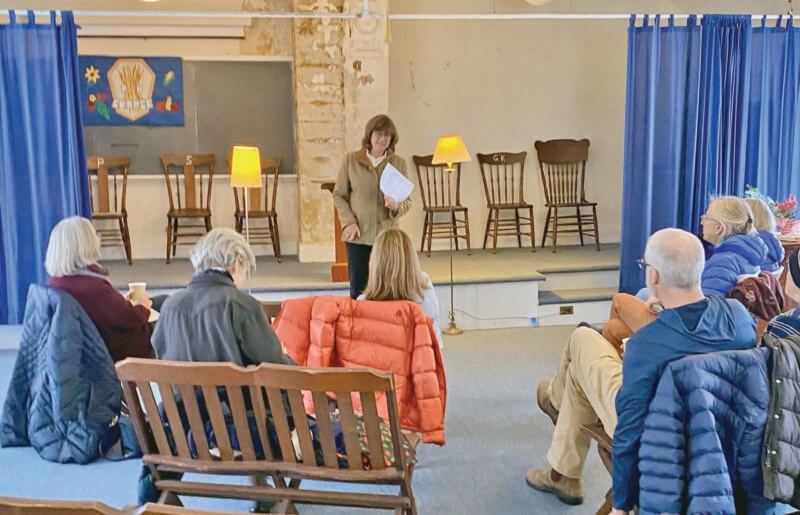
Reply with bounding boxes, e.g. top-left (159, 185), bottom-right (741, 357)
top-left (333, 114), bottom-right (411, 299)
top-left (360, 228), bottom-right (443, 348)
top-left (603, 196), bottom-right (767, 353)
top-left (744, 197), bottom-right (785, 275)
top-left (45, 216), bottom-right (154, 362)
